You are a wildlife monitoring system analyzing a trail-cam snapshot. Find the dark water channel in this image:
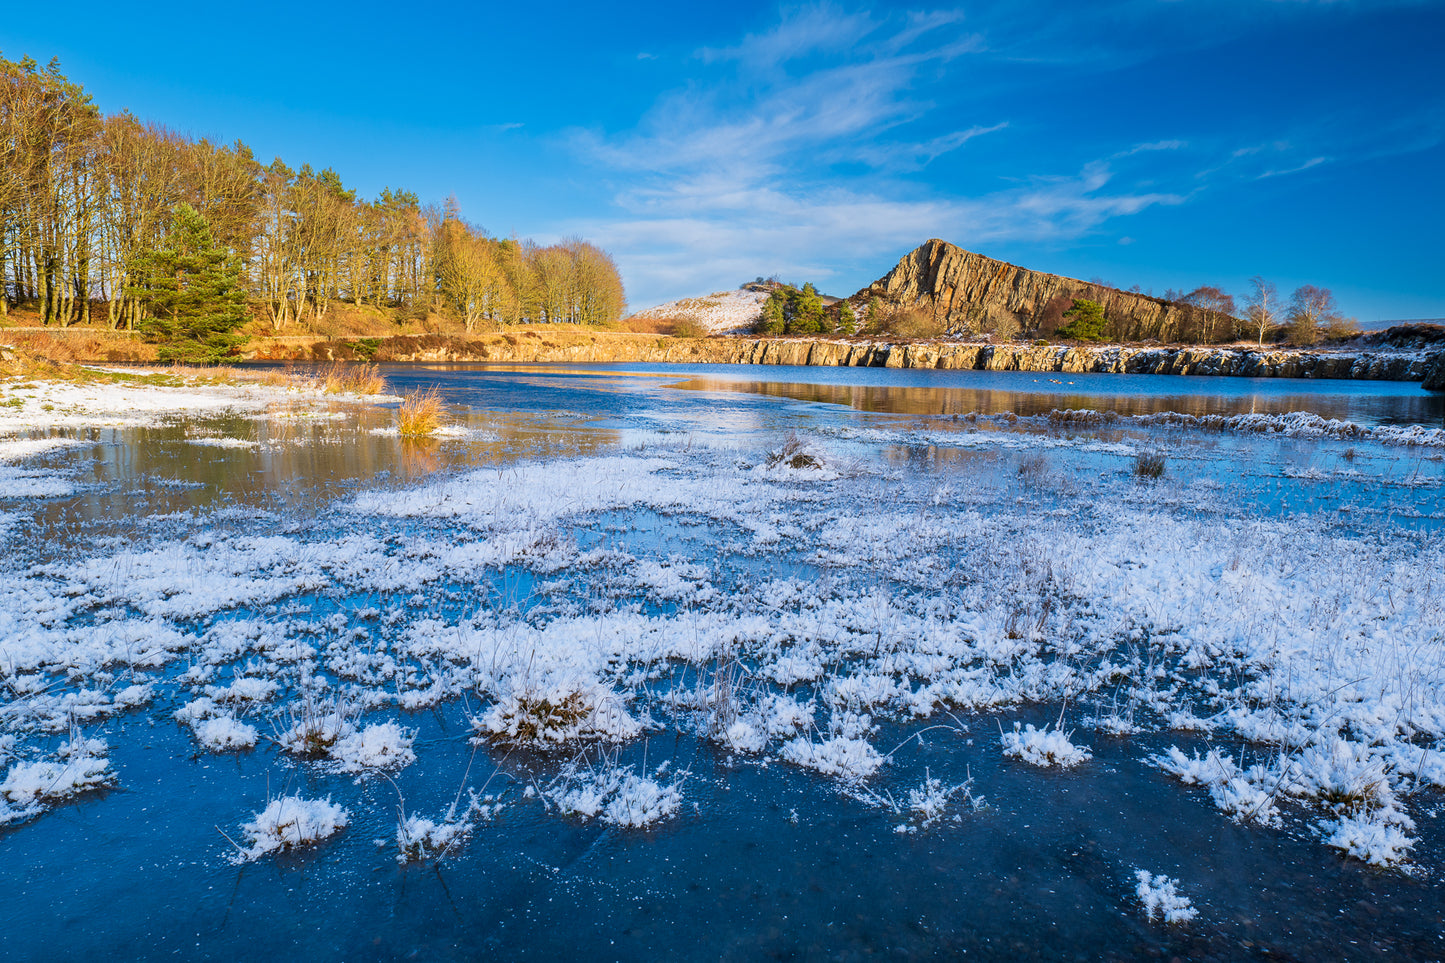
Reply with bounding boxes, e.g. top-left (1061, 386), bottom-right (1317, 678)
top-left (2, 363), bottom-right (1443, 961)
